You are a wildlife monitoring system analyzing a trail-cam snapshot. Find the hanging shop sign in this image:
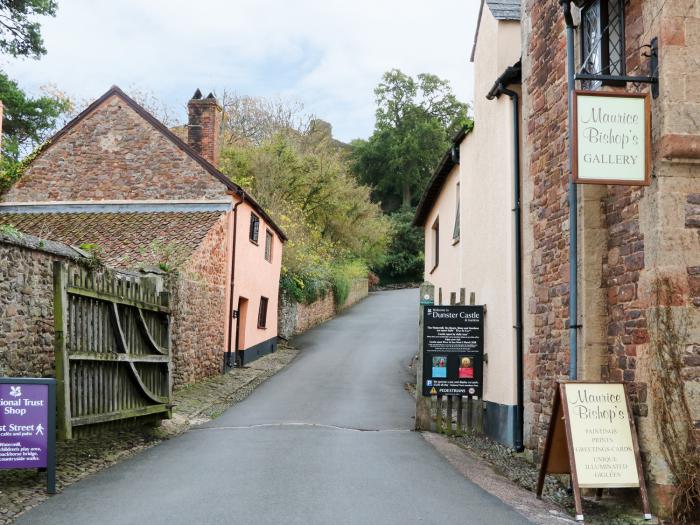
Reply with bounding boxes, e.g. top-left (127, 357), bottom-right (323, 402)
top-left (573, 91), bottom-right (651, 186)
top-left (536, 382), bottom-right (651, 522)
top-left (422, 305), bottom-right (484, 397)
top-left (0, 378), bottom-right (57, 493)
